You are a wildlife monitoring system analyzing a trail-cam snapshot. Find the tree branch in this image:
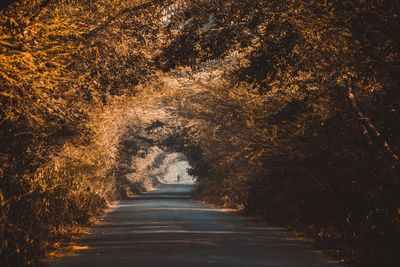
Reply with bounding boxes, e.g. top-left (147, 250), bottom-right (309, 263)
top-left (85, 0), bottom-right (166, 38)
top-left (0, 40), bottom-right (23, 51)
top-left (29, 0), bottom-right (53, 22)
top-left (345, 78), bottom-right (400, 166)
